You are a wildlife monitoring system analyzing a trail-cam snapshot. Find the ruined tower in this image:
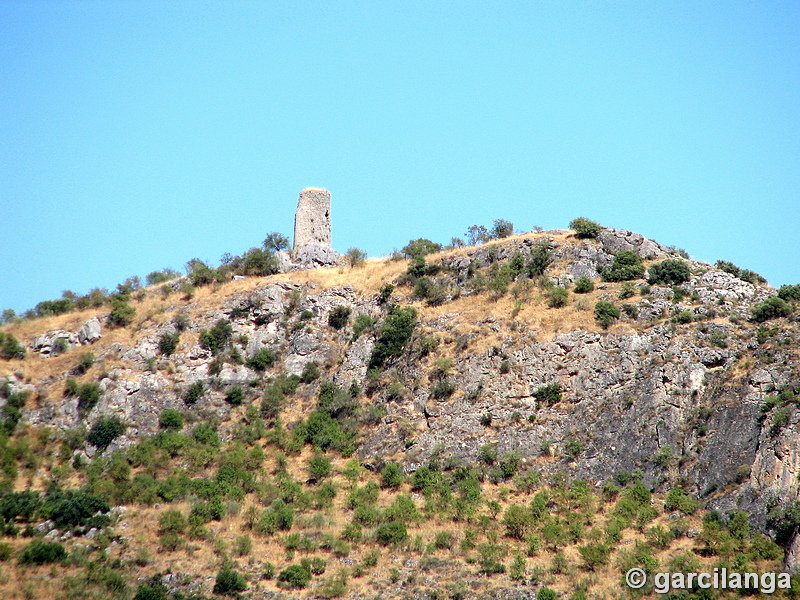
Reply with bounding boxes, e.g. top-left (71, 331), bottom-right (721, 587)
top-left (293, 188), bottom-right (331, 249)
